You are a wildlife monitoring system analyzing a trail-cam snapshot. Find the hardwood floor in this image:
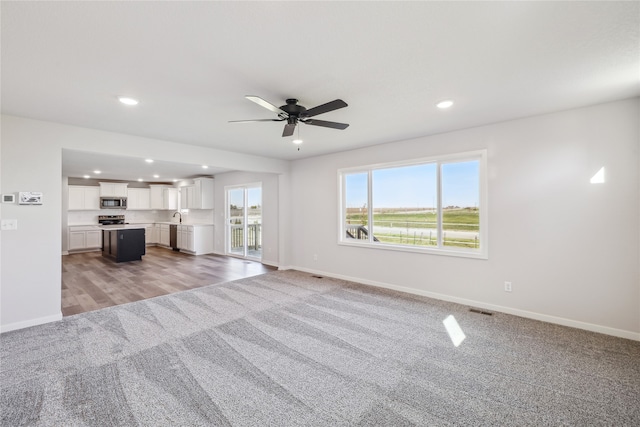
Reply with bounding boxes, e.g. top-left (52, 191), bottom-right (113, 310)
top-left (61, 246), bottom-right (276, 316)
